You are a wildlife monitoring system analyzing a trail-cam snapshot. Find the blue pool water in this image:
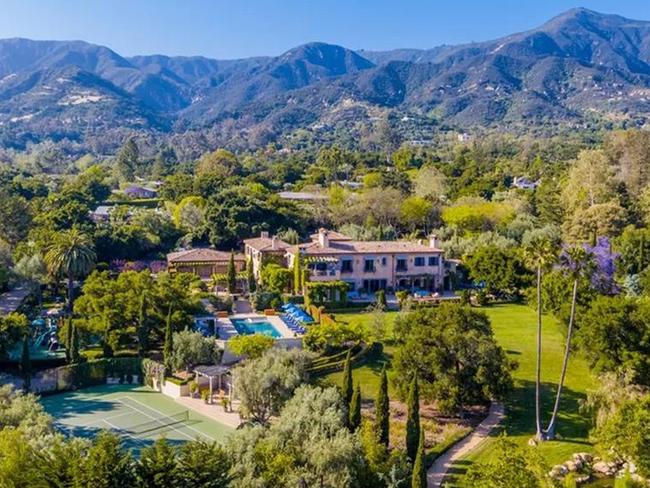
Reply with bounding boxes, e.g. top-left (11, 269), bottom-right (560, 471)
top-left (230, 318), bottom-right (282, 338)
